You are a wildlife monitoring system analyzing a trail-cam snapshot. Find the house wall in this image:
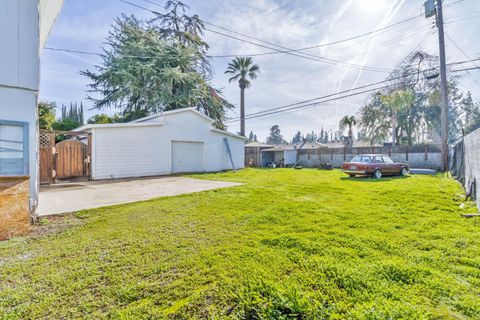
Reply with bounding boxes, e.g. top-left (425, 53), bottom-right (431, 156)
top-left (297, 145), bottom-right (442, 170)
top-left (91, 111), bottom-right (245, 180)
top-left (0, 0), bottom-right (40, 209)
top-left (284, 149), bottom-right (297, 165)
